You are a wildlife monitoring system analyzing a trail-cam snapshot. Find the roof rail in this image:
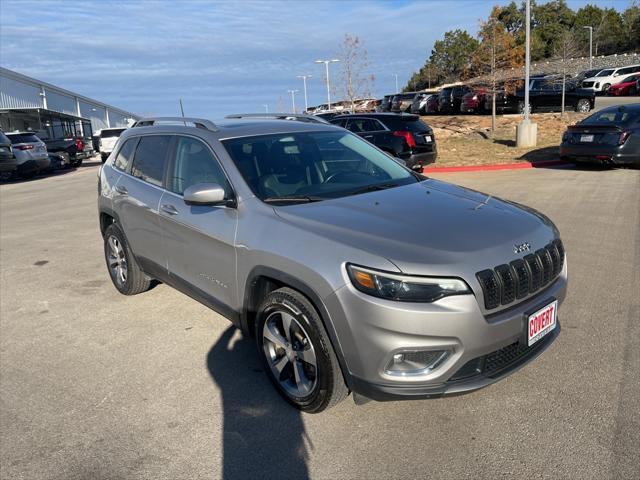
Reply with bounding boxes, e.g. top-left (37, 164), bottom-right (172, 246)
top-left (132, 117), bottom-right (218, 131)
top-left (224, 113), bottom-right (330, 124)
